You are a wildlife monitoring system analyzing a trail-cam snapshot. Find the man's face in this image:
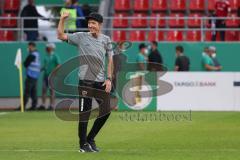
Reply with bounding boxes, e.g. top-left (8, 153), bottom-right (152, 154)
top-left (176, 50), bottom-right (180, 56)
top-left (151, 43), bottom-right (156, 50)
top-left (140, 48), bottom-right (146, 54)
top-left (46, 47), bottom-right (53, 54)
top-left (88, 20), bottom-right (101, 34)
top-left (204, 48), bottom-right (209, 54)
top-left (28, 45), bottom-right (34, 52)
top-left (208, 50), bottom-right (214, 56)
top-left (28, 0), bottom-right (34, 5)
top-left (65, 0), bottom-right (72, 6)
